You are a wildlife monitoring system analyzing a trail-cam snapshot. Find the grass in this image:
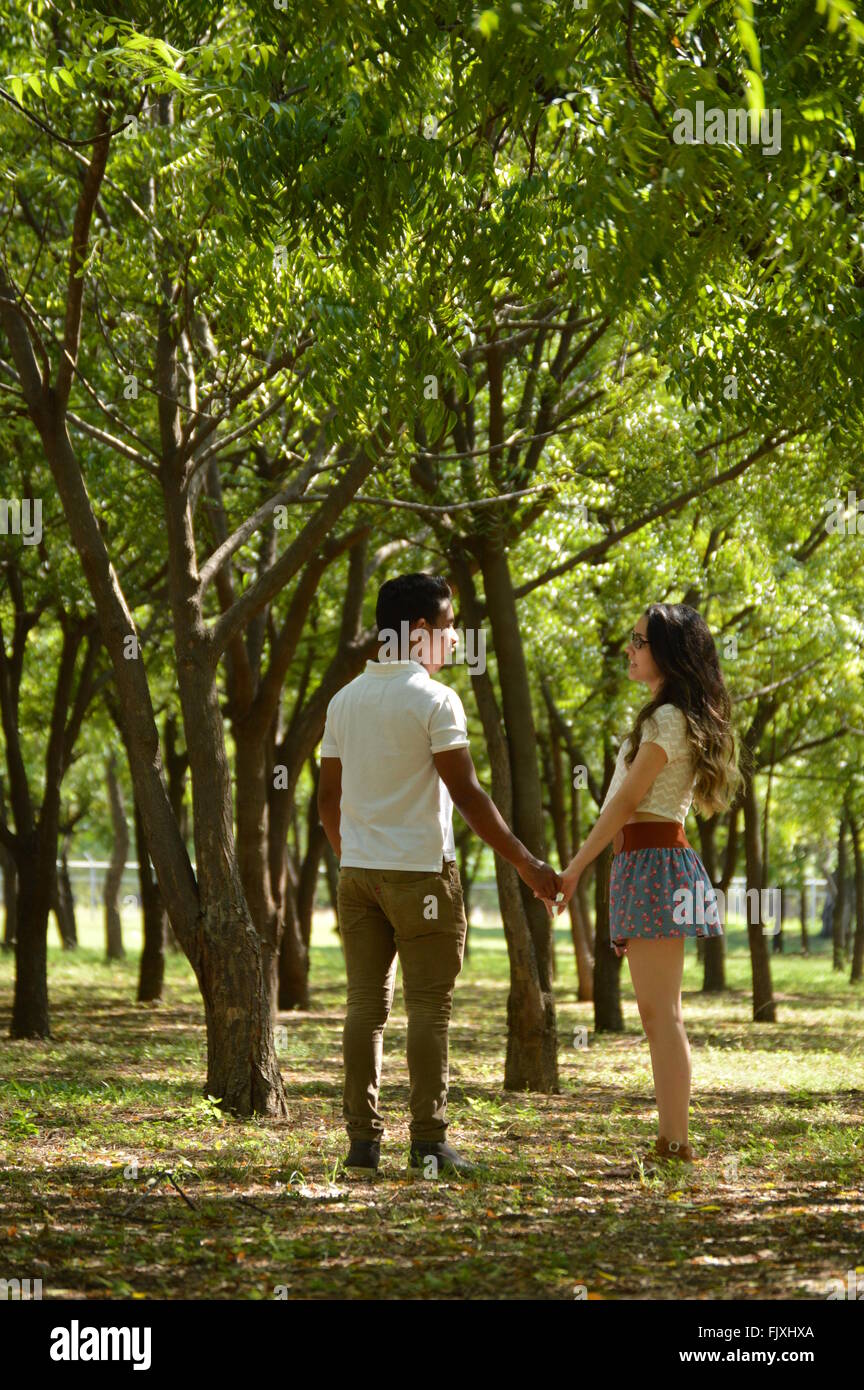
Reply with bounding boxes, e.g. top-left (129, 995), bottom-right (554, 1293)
top-left (1, 903), bottom-right (863, 1300)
